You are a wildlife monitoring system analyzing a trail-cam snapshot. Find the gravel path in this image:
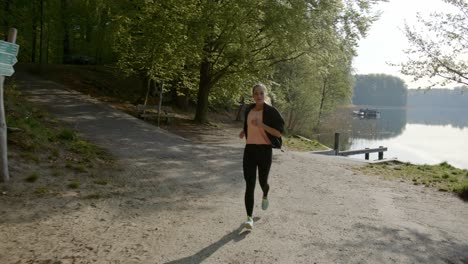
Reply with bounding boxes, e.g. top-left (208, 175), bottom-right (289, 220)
top-left (1, 74), bottom-right (467, 264)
